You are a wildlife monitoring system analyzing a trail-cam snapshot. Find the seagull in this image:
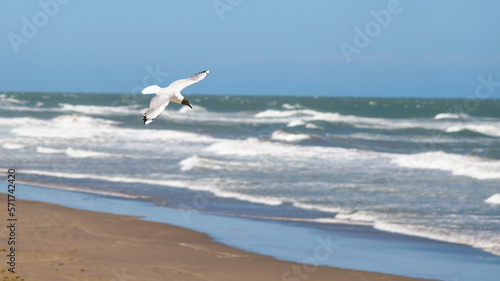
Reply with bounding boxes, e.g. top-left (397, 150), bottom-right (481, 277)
top-left (141, 70), bottom-right (209, 125)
